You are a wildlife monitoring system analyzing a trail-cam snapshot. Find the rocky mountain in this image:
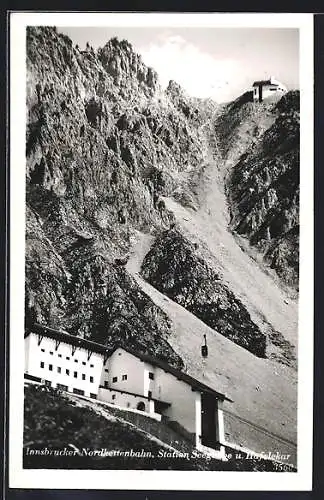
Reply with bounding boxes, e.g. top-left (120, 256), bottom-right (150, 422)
top-left (216, 91), bottom-right (300, 289)
top-left (25, 26), bottom-right (299, 458)
top-left (26, 26), bottom-right (205, 367)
